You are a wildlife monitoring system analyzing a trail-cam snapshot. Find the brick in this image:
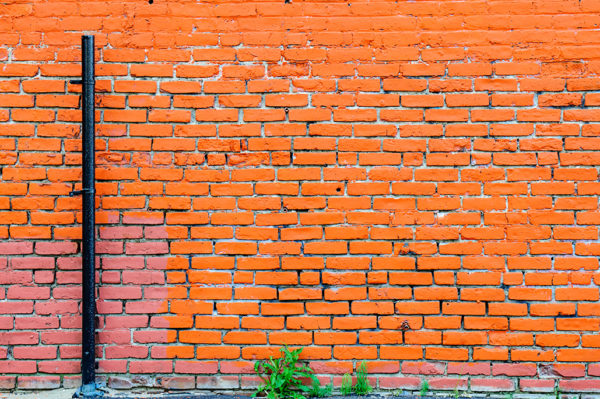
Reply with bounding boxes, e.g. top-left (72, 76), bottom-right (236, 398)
top-left (519, 379), bottom-right (556, 393)
top-left (470, 378), bottom-right (515, 392)
top-left (17, 376), bottom-right (60, 389)
top-left (560, 380), bottom-right (600, 392)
